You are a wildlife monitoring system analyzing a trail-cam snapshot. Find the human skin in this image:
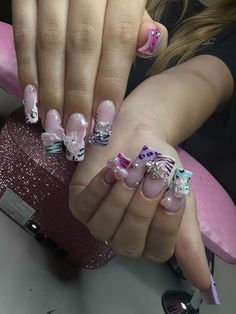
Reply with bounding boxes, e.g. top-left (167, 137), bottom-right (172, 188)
top-left (11, 0), bottom-right (167, 154)
top-left (69, 53), bottom-right (233, 291)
